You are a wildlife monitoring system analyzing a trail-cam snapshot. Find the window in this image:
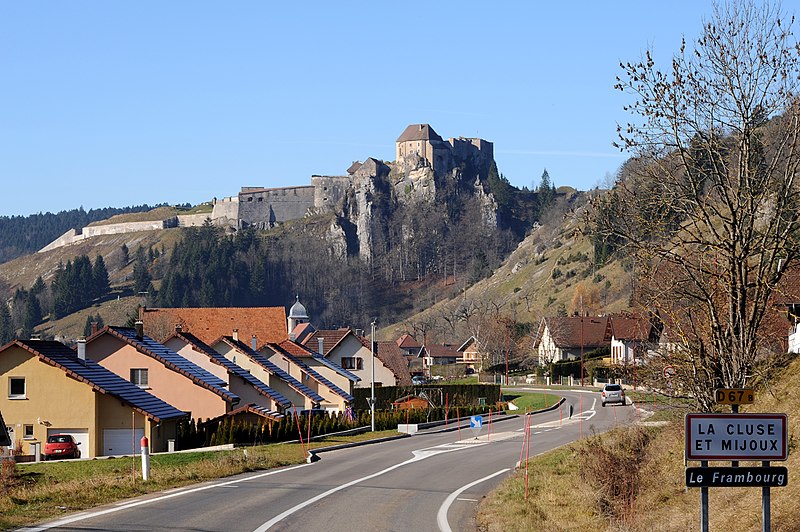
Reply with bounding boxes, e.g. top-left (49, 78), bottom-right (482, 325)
top-left (341, 357), bottom-right (364, 370)
top-left (23, 425), bottom-right (34, 439)
top-left (9, 377), bottom-right (25, 398)
top-left (130, 369), bottom-right (149, 388)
